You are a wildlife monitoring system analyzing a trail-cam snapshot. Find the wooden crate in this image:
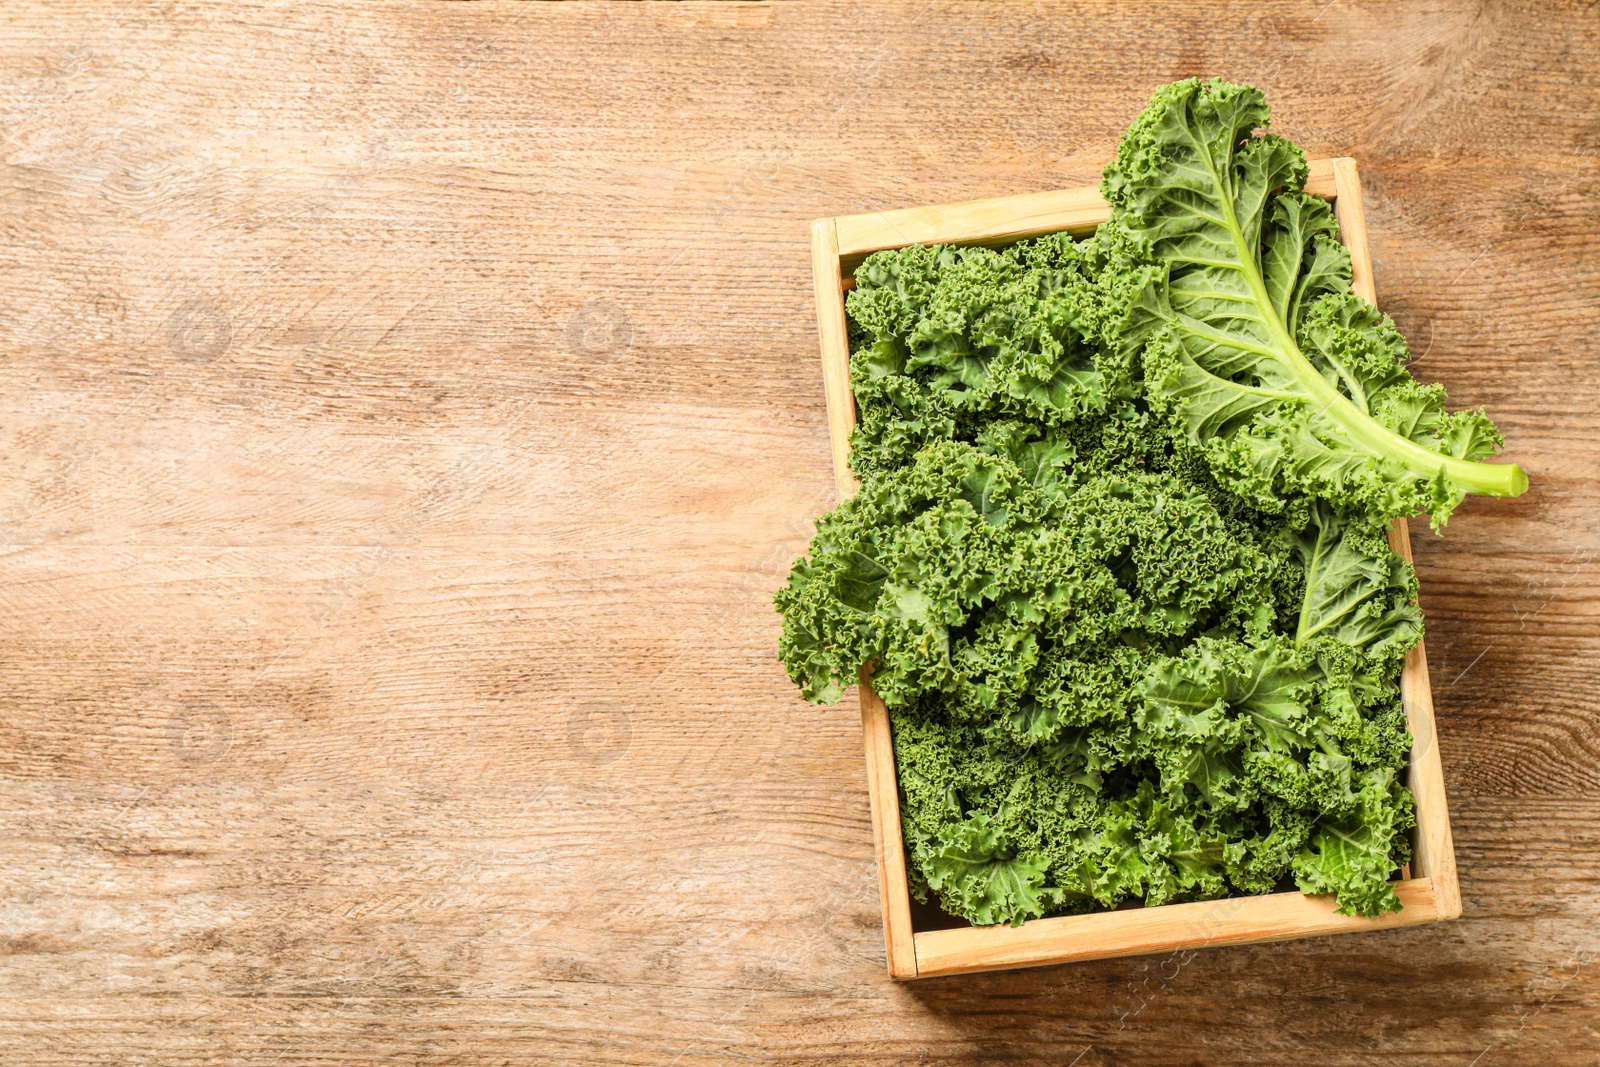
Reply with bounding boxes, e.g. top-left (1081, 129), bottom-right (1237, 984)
top-left (808, 157), bottom-right (1463, 980)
